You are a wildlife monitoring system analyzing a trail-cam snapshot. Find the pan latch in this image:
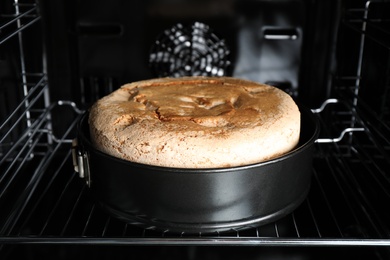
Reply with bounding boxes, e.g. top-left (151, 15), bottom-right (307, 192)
top-left (71, 138), bottom-right (91, 187)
